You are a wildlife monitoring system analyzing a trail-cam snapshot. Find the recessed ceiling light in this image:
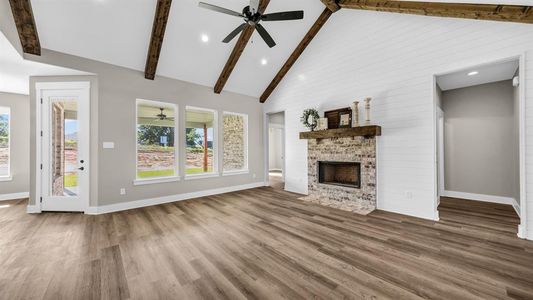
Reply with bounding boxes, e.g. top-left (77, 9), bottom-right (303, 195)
top-left (201, 34), bottom-right (209, 43)
top-left (467, 71), bottom-right (479, 76)
top-left (261, 58), bottom-right (268, 65)
top-left (298, 74), bottom-right (306, 81)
